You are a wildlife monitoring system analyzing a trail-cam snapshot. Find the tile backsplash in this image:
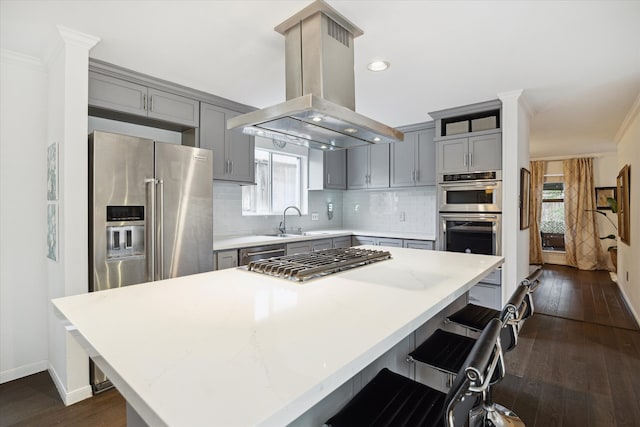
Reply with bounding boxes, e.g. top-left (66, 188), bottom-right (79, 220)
top-left (342, 187), bottom-right (437, 235)
top-left (213, 182), bottom-right (437, 239)
top-left (213, 182), bottom-right (343, 238)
